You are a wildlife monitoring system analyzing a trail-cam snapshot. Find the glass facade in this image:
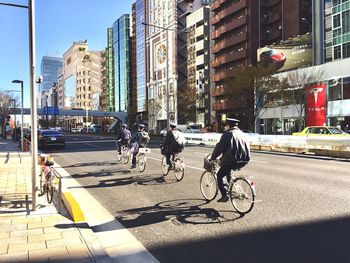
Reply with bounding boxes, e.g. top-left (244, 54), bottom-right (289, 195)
top-left (136, 0), bottom-right (147, 113)
top-left (325, 0), bottom-right (350, 61)
top-left (106, 27), bottom-right (115, 111)
top-left (113, 14), bottom-right (131, 112)
top-left (40, 56), bottom-right (63, 92)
